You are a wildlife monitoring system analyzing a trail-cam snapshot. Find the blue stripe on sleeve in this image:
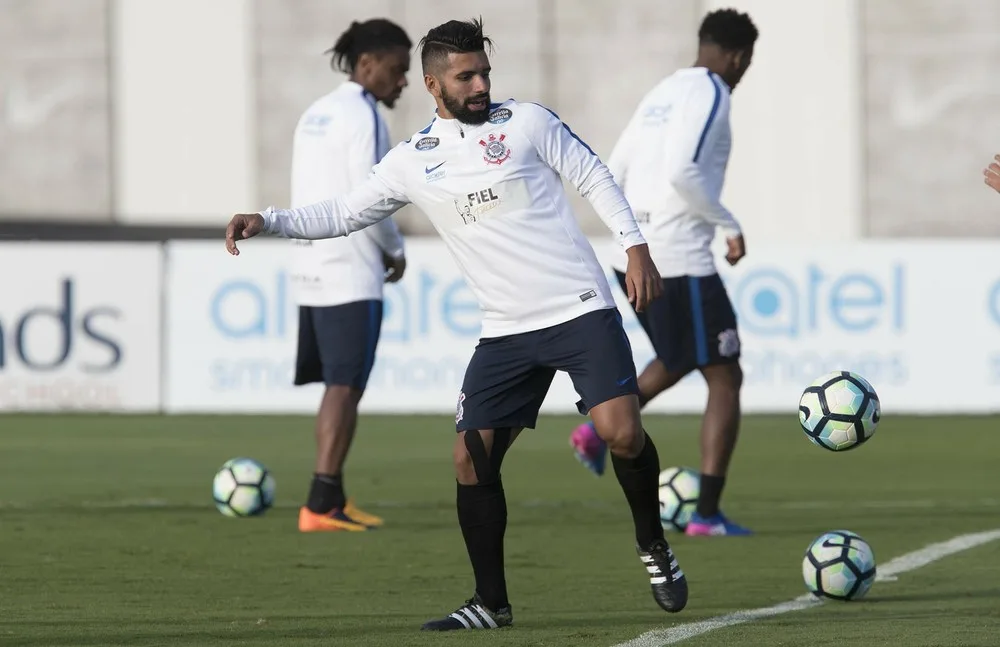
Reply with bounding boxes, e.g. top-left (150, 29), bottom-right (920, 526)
top-left (692, 70), bottom-right (722, 163)
top-left (363, 92), bottom-right (381, 165)
top-left (527, 102), bottom-right (597, 157)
